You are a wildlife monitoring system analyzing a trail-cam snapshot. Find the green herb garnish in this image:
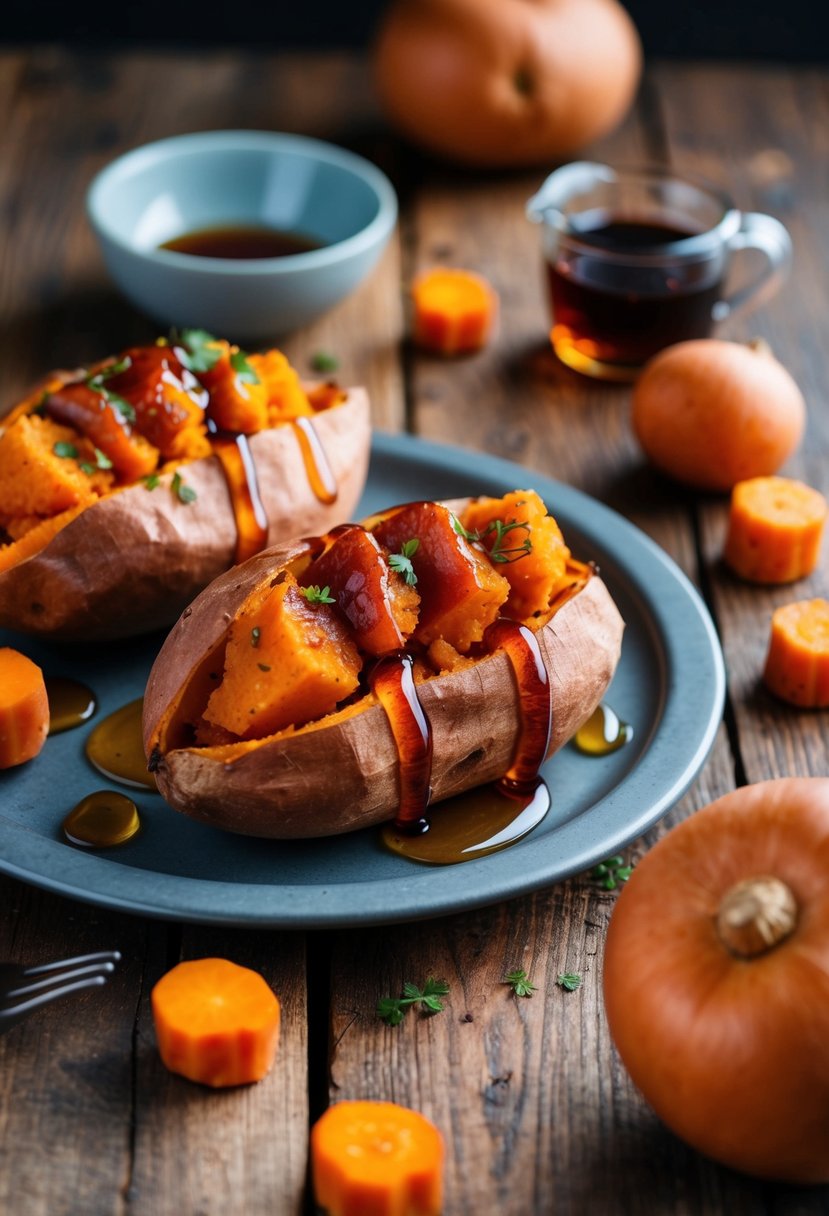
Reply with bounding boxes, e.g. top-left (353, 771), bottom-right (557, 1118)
top-left (85, 357), bottom-right (136, 423)
top-left (300, 585), bottom-right (336, 605)
top-left (53, 441), bottom-right (78, 459)
top-left (452, 514), bottom-right (532, 564)
top-left (175, 328), bottom-right (222, 374)
top-left (309, 350), bottom-right (339, 374)
top-left (377, 977), bottom-right (450, 1026)
top-left (590, 855), bottom-right (633, 891)
top-left (143, 473), bottom-right (161, 491)
top-left (556, 972), bottom-right (582, 993)
top-left (171, 471), bottom-right (197, 504)
top-left (504, 969), bottom-right (536, 998)
top-left (257, 663), bottom-right (272, 672)
top-left (230, 349), bottom-right (260, 384)
top-left (251, 626), bottom-right (261, 648)
top-left (388, 538), bottom-right (419, 586)
top-left (80, 446), bottom-right (114, 475)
